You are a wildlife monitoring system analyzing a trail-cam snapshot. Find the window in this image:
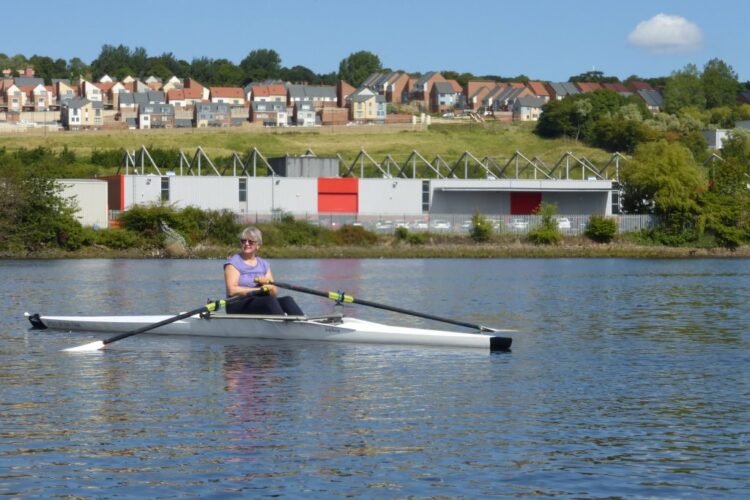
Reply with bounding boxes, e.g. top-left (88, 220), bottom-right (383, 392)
top-left (161, 177), bottom-right (170, 202)
top-left (239, 178), bottom-right (247, 202)
top-left (422, 180), bottom-right (430, 213)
